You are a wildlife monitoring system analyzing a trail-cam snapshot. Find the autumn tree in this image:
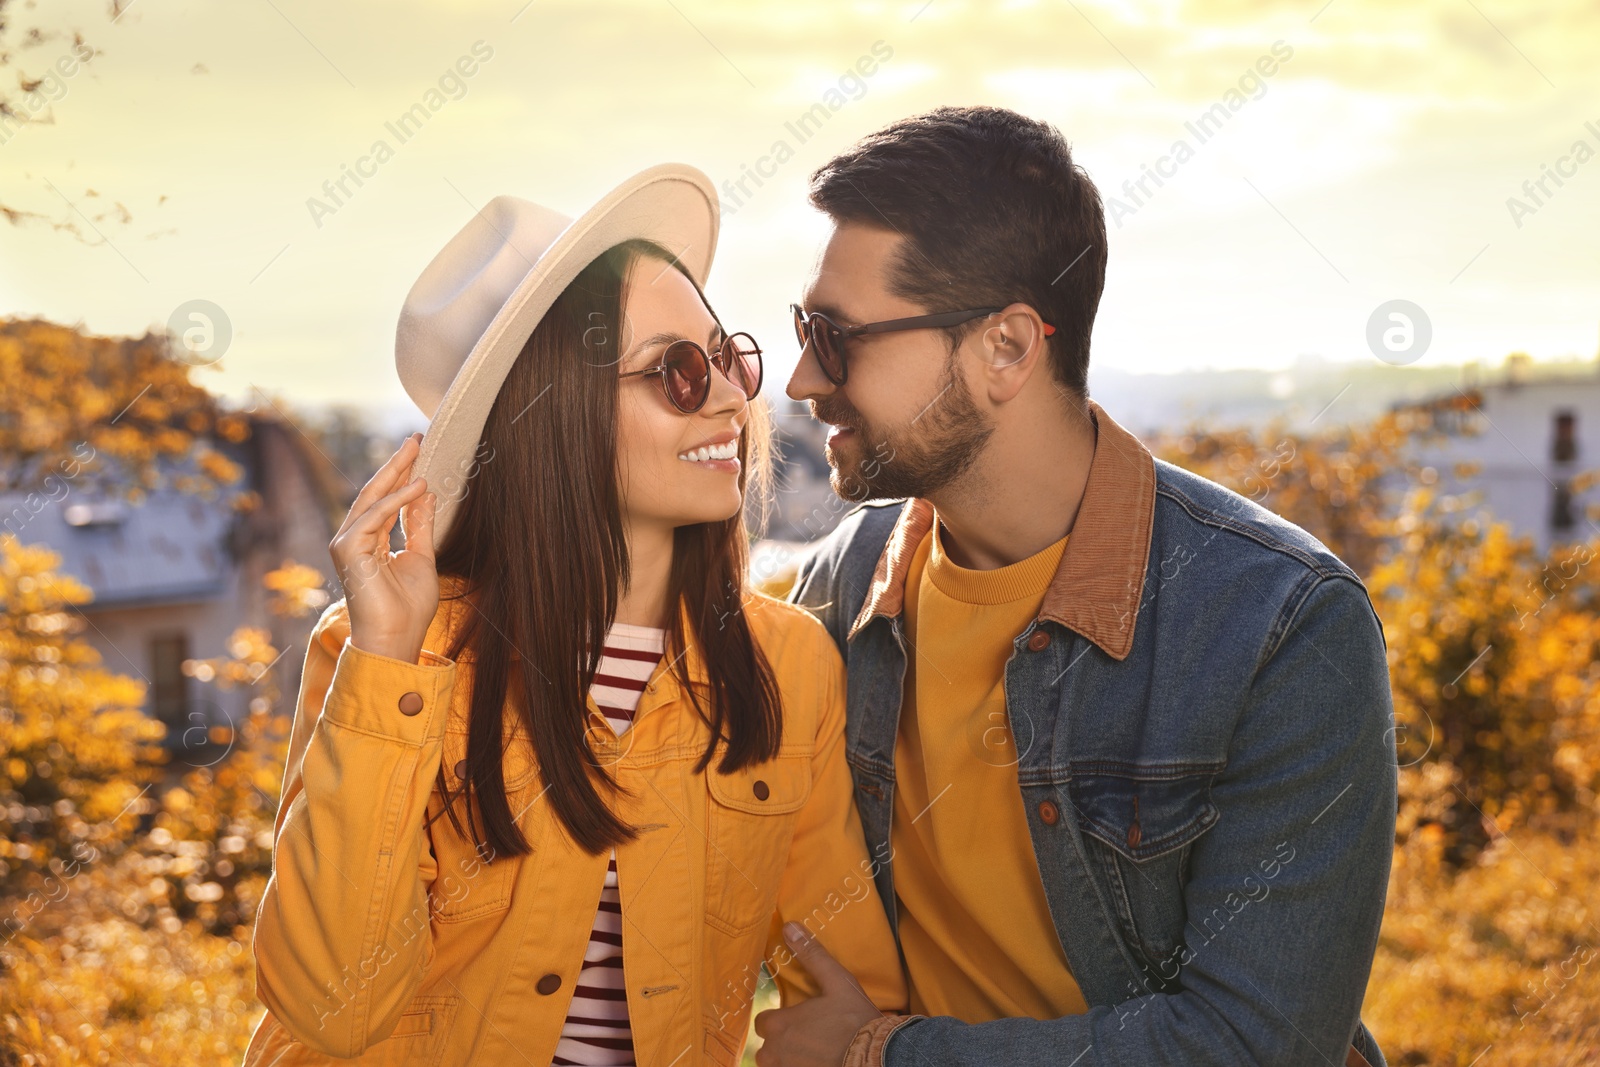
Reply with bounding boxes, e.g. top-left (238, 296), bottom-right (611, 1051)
top-left (0, 534), bottom-right (159, 897)
top-left (0, 318), bottom-right (251, 504)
